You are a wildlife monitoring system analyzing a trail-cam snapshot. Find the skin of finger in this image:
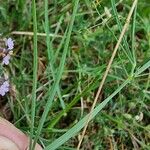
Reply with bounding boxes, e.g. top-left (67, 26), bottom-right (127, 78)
top-left (0, 135), bottom-right (19, 150)
top-left (0, 117), bottom-right (42, 150)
